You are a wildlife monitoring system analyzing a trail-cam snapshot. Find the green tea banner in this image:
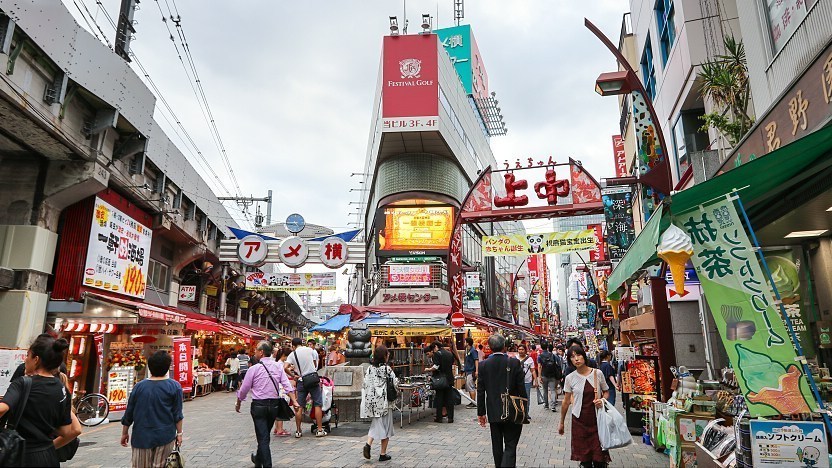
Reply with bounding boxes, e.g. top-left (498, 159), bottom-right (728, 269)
top-left (763, 247), bottom-right (816, 358)
top-left (674, 198), bottom-right (815, 417)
